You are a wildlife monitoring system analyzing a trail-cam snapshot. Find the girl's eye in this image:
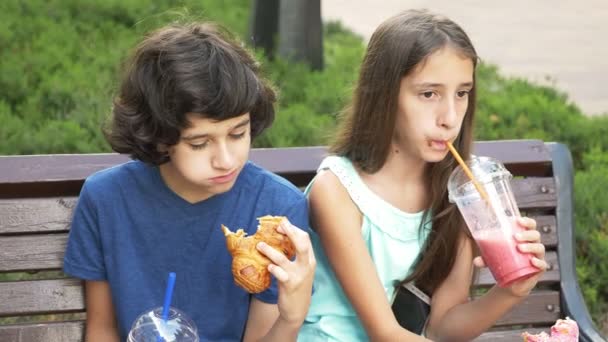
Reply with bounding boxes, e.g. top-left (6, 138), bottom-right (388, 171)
top-left (190, 141), bottom-right (208, 150)
top-left (457, 90), bottom-right (470, 98)
top-left (421, 91), bottom-right (435, 99)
